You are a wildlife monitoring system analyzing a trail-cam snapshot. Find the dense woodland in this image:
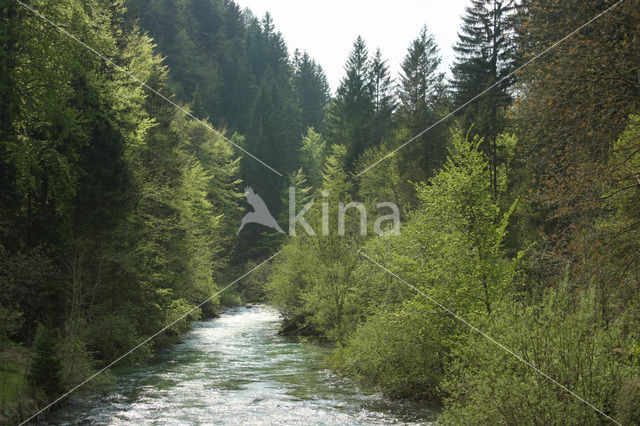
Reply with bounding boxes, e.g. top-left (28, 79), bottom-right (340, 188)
top-left (1, 0), bottom-right (639, 424)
